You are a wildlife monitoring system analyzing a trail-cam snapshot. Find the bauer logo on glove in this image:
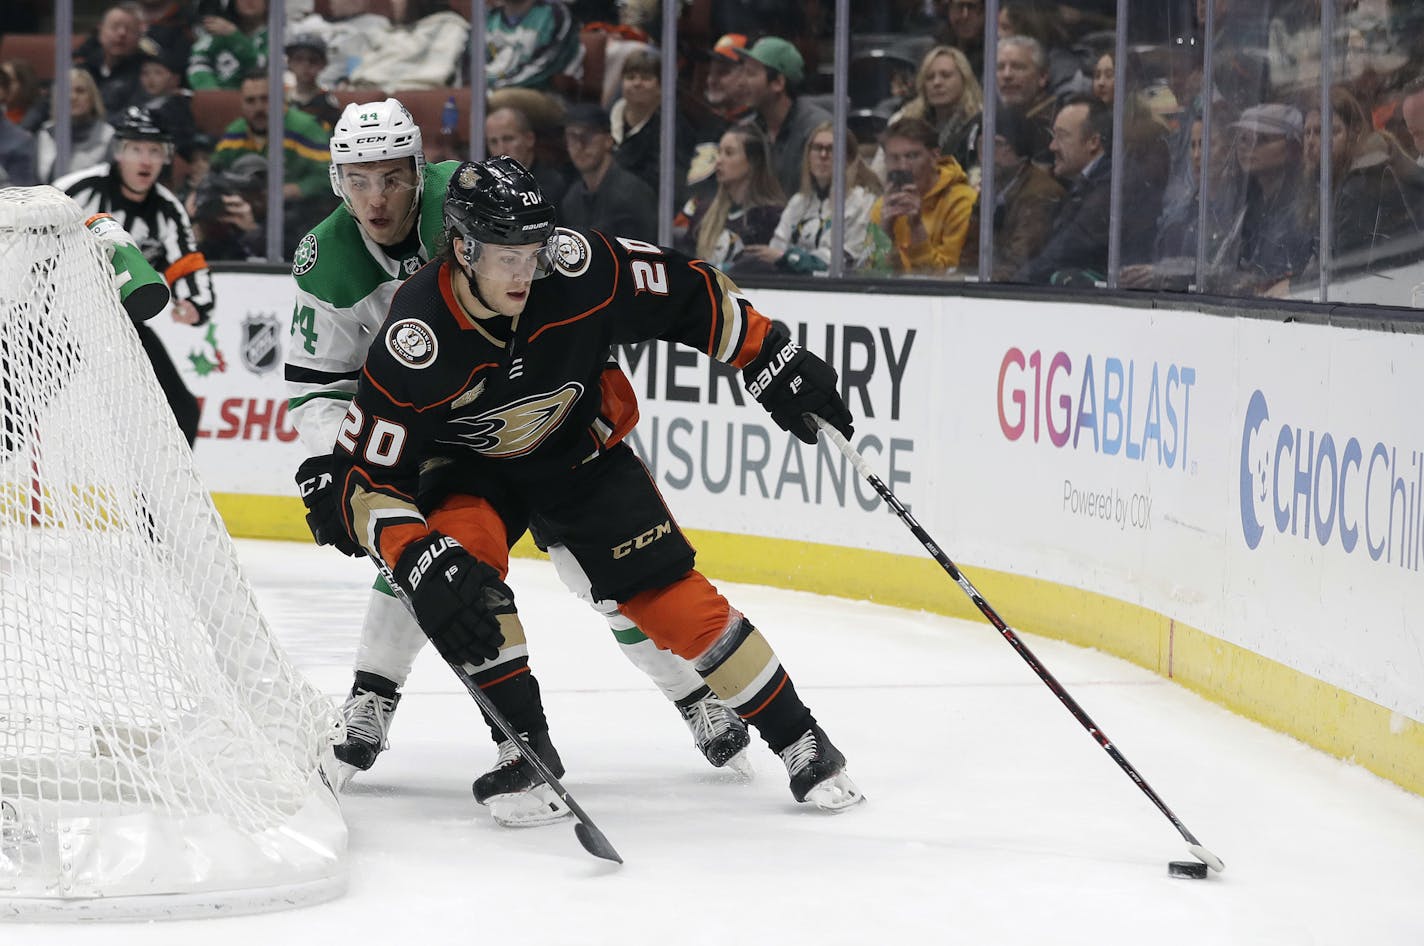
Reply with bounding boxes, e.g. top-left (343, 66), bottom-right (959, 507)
top-left (745, 338), bottom-right (800, 400)
top-left (742, 330), bottom-right (854, 445)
